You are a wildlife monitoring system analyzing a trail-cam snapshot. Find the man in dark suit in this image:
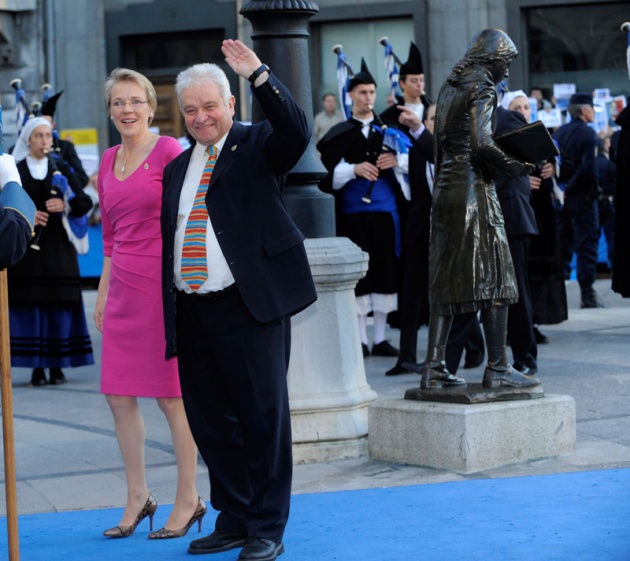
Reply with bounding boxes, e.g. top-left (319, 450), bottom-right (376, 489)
top-left (161, 39), bottom-right (316, 561)
top-left (553, 92), bottom-right (601, 308)
top-left (494, 98), bottom-right (540, 375)
top-left (385, 105), bottom-right (434, 375)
